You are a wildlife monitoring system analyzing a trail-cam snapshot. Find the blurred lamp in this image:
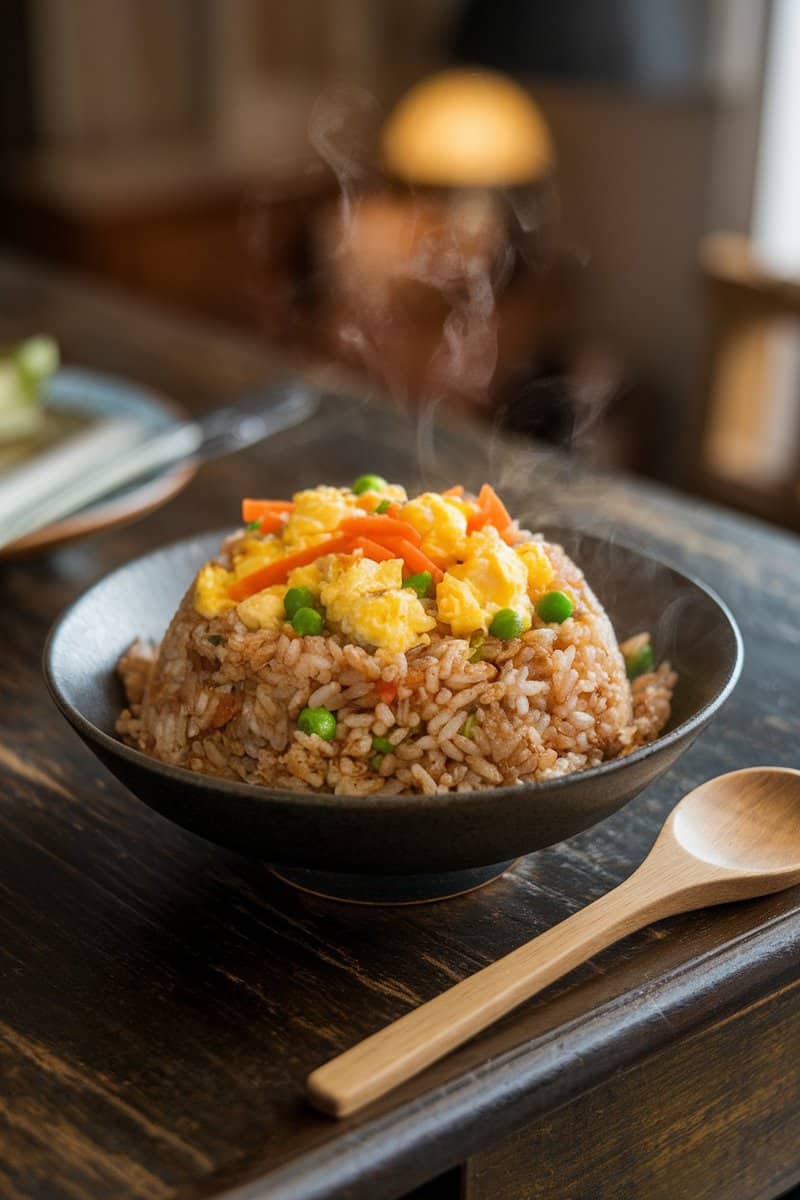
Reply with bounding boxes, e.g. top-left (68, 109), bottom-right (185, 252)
top-left (380, 68), bottom-right (553, 188)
